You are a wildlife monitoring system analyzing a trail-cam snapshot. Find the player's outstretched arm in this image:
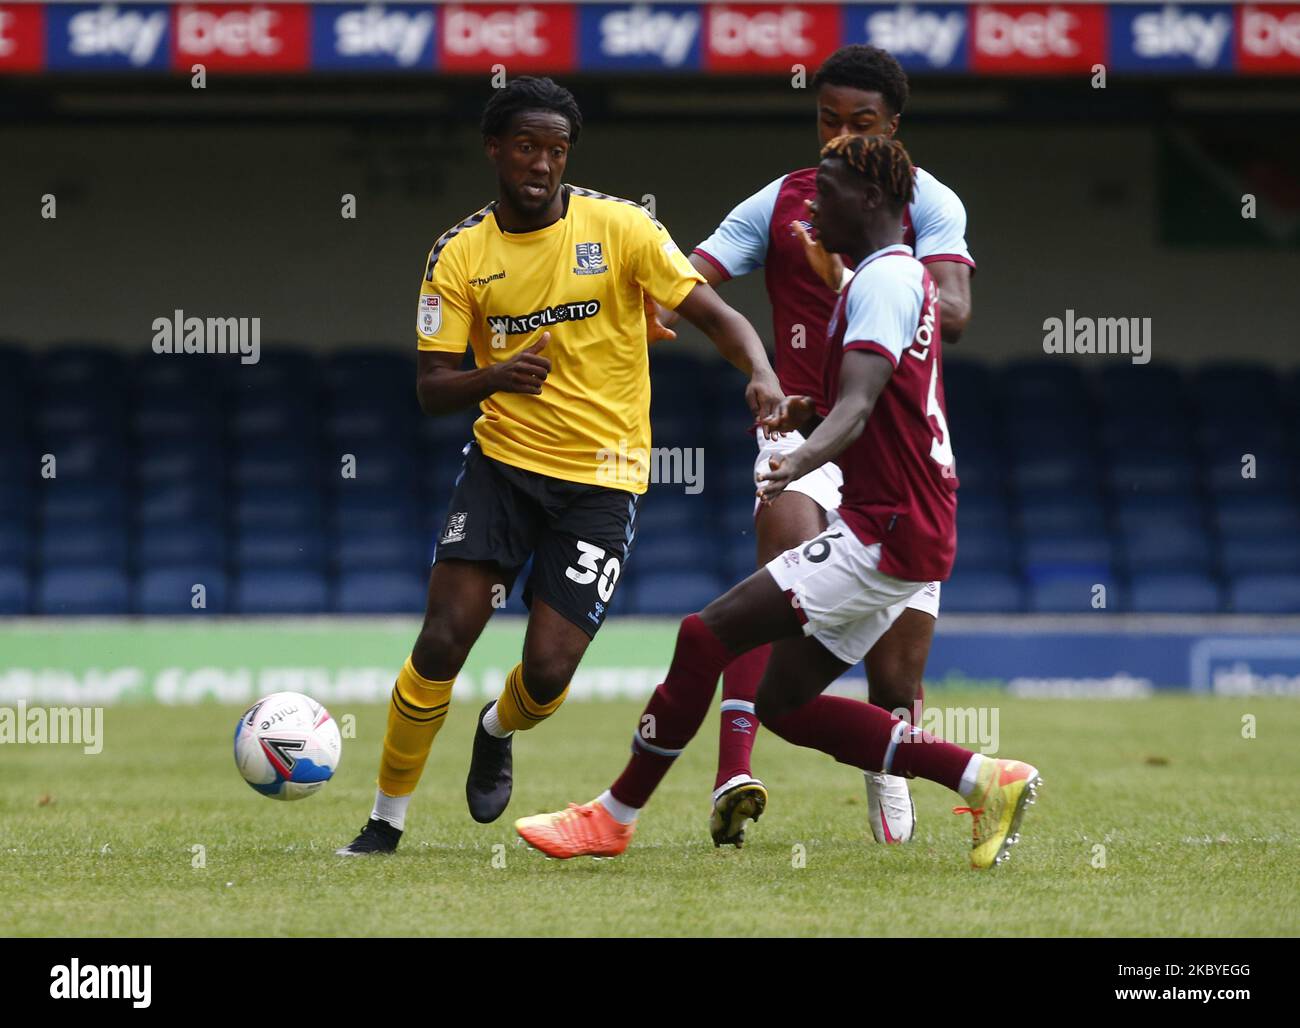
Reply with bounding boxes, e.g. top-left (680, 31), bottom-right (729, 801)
top-left (416, 334), bottom-right (551, 416)
top-left (647, 252), bottom-right (728, 340)
top-left (671, 282), bottom-right (782, 425)
top-left (757, 350), bottom-right (892, 504)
